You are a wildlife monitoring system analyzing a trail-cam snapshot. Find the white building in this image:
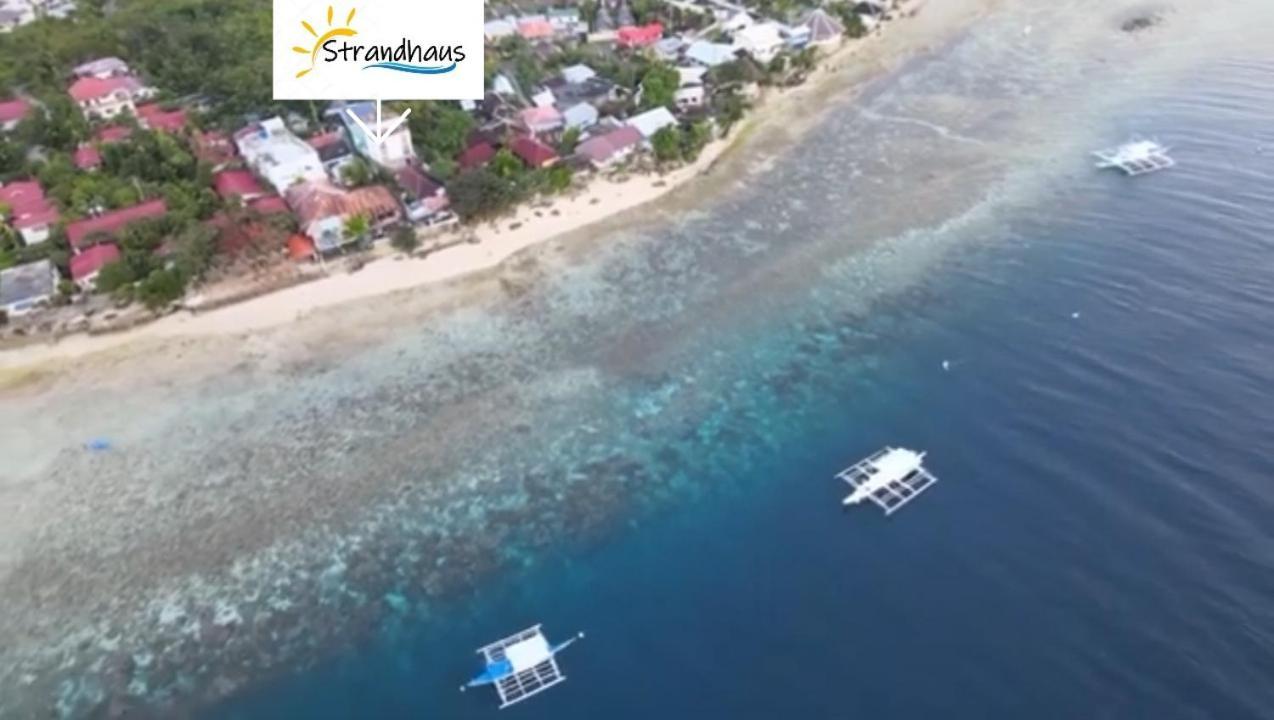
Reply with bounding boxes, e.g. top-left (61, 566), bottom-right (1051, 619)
top-left (67, 73), bottom-right (153, 120)
top-left (233, 117), bottom-right (327, 193)
top-left (685, 41), bottom-right (737, 68)
top-left (734, 22), bottom-right (786, 64)
top-left (627, 107), bottom-right (678, 139)
top-left (0, 0), bottom-right (76, 33)
top-left (330, 101), bottom-right (417, 170)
